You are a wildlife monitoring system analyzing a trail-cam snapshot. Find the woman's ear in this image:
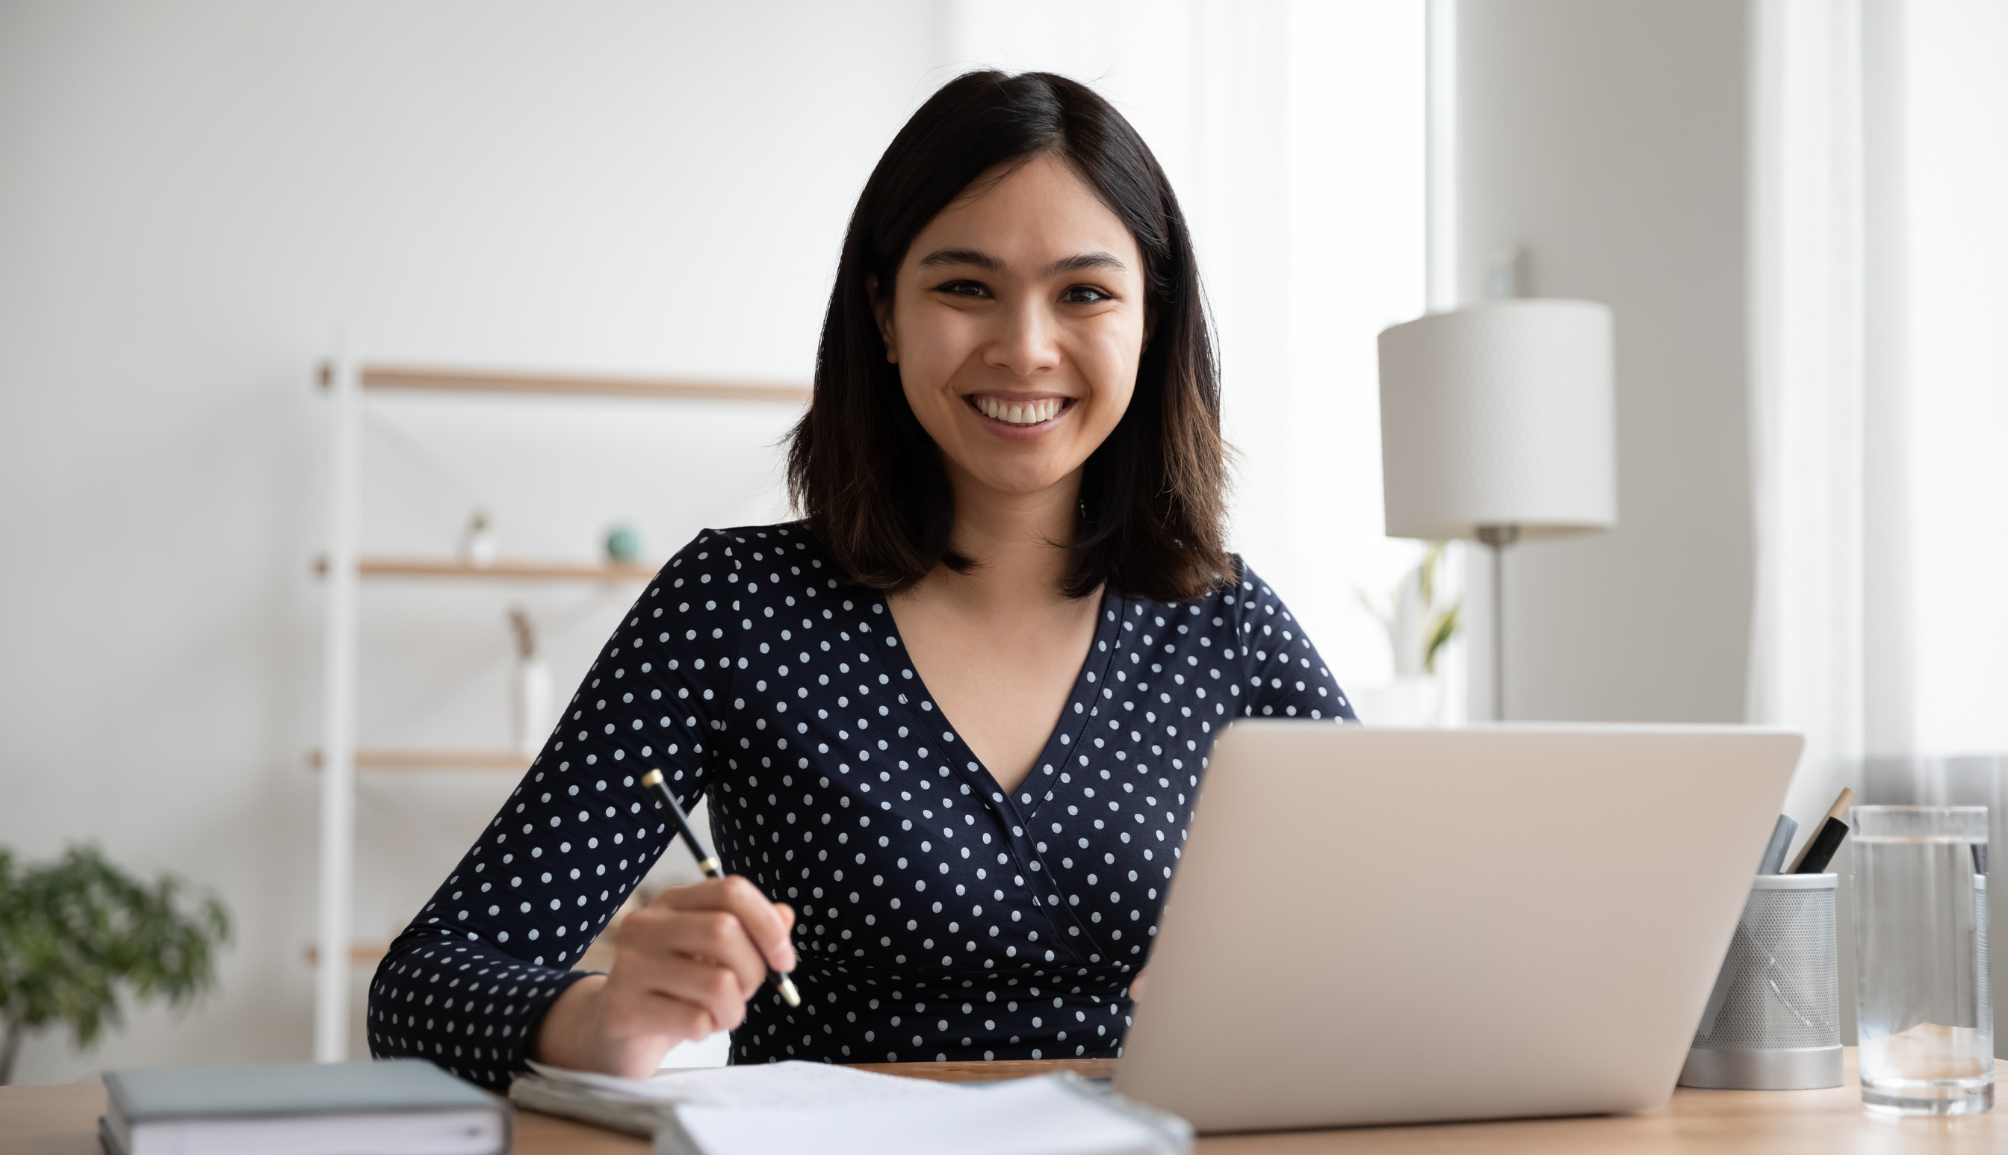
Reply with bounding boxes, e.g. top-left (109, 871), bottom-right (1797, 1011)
top-left (868, 274), bottom-right (898, 364)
